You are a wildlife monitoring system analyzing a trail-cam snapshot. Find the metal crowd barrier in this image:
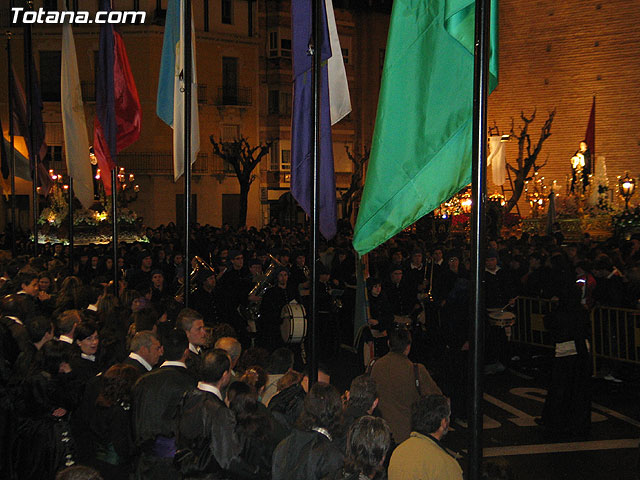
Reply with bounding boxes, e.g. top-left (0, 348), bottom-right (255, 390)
top-left (513, 297), bottom-right (640, 370)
